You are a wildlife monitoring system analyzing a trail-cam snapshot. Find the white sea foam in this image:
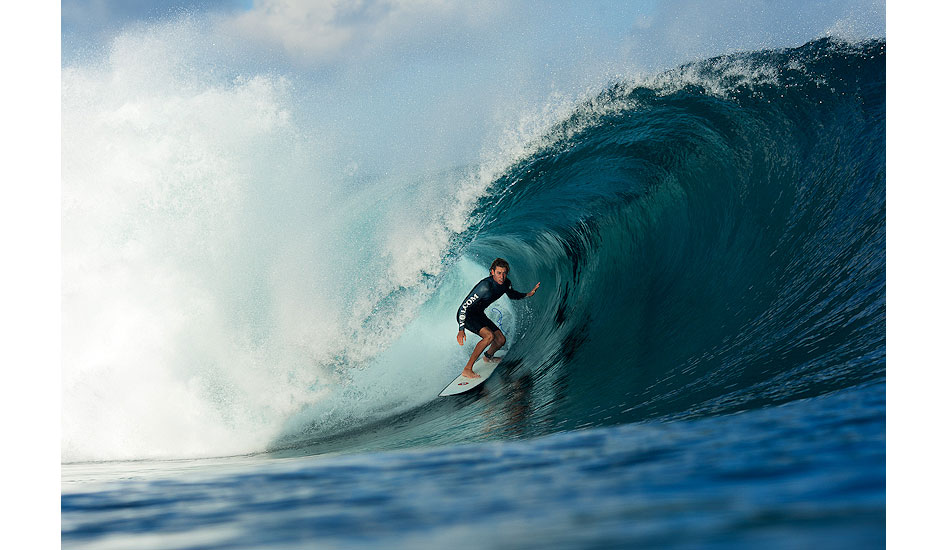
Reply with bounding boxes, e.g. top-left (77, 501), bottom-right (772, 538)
top-left (61, 19), bottom-right (500, 461)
